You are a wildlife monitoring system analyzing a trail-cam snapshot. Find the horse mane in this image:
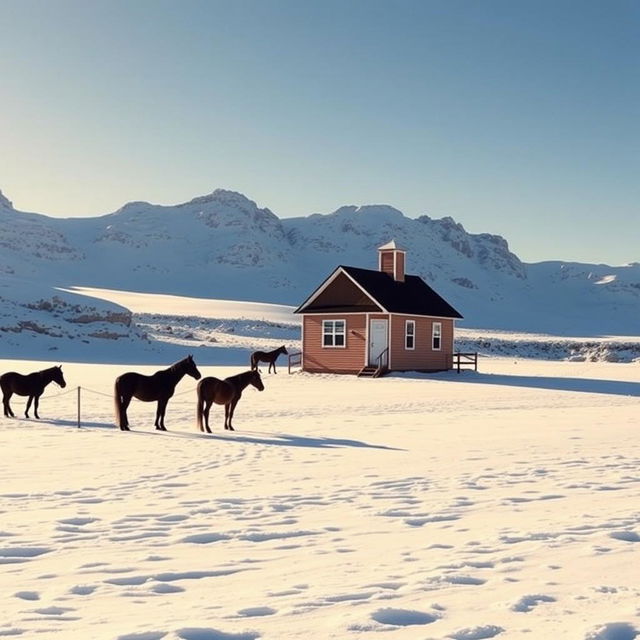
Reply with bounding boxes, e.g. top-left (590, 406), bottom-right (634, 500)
top-left (228, 369), bottom-right (257, 383)
top-left (38, 366), bottom-right (59, 375)
top-left (169, 356), bottom-right (192, 372)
